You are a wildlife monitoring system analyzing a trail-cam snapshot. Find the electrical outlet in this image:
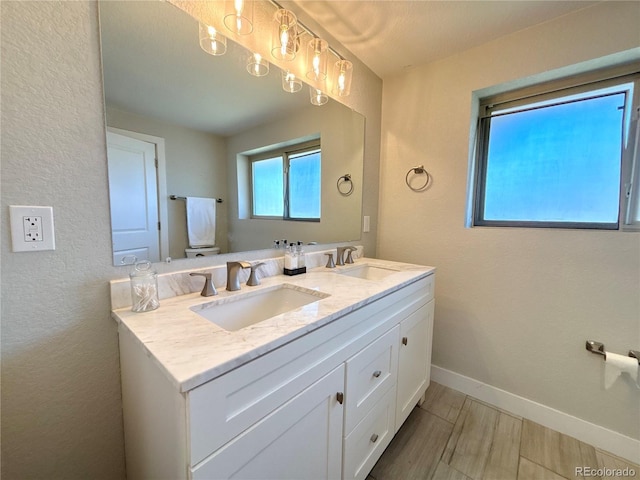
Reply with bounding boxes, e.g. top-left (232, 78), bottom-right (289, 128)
top-left (10, 206), bottom-right (55, 252)
top-left (23, 216), bottom-right (43, 242)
